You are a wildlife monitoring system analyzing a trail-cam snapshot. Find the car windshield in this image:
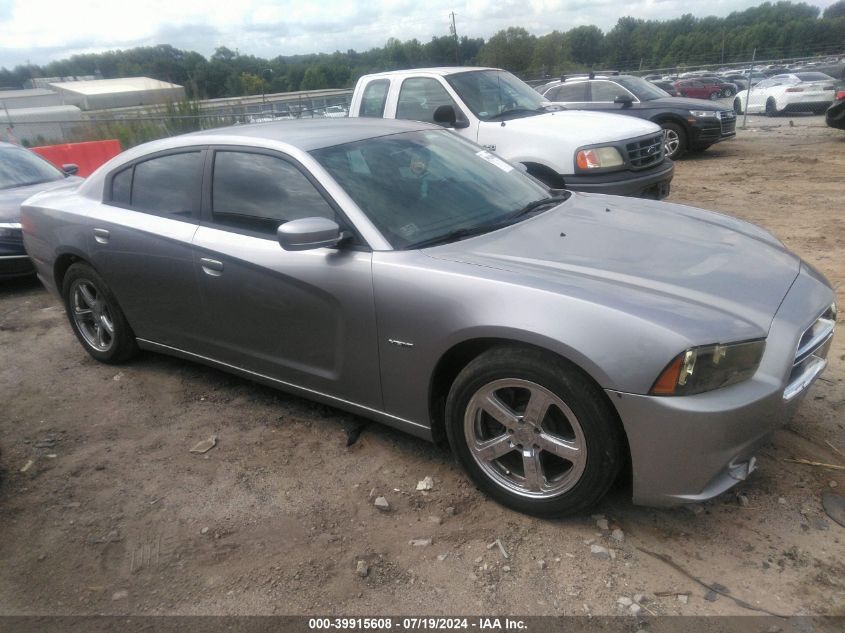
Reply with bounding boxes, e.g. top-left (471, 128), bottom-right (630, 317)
top-left (311, 129), bottom-right (561, 250)
top-left (616, 76), bottom-right (670, 101)
top-left (0, 145), bottom-right (64, 190)
top-left (446, 70), bottom-right (551, 121)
